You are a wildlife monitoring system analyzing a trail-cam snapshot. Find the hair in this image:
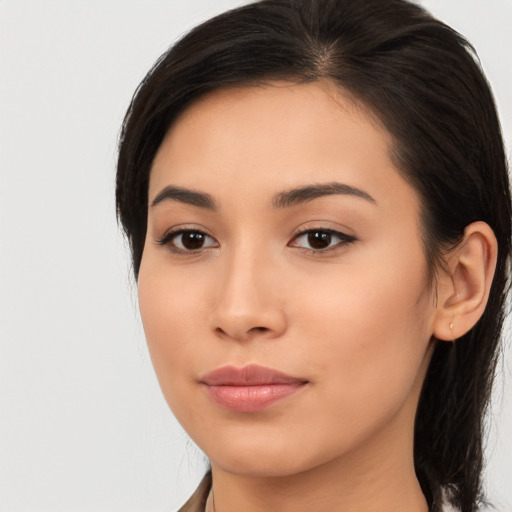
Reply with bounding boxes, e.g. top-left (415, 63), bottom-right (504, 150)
top-left (116, 0), bottom-right (511, 510)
